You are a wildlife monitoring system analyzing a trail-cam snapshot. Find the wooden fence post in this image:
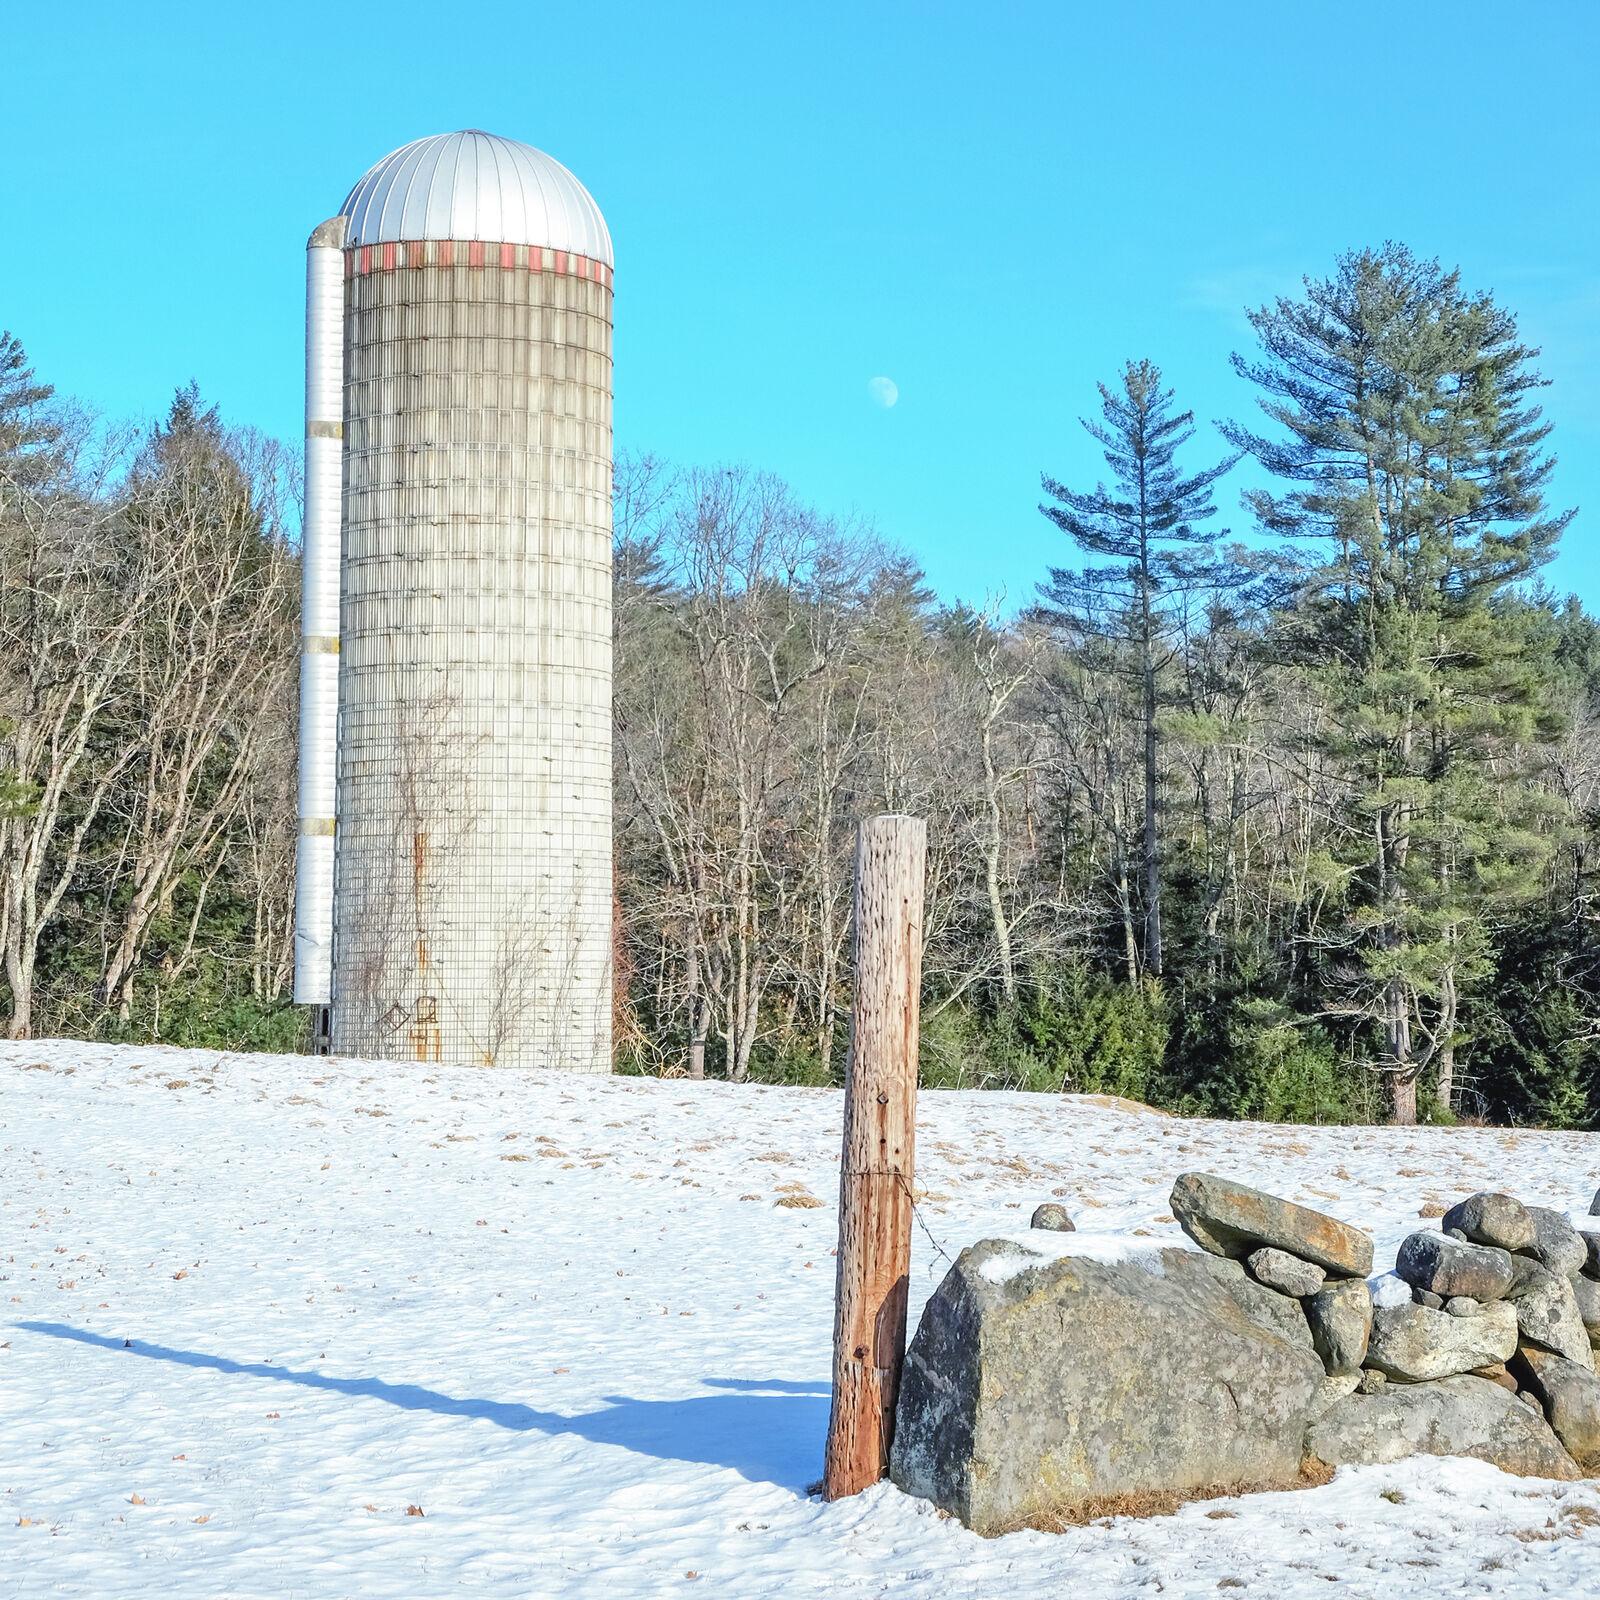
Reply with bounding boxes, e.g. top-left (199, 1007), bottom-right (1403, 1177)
top-left (823, 812), bottom-right (926, 1500)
